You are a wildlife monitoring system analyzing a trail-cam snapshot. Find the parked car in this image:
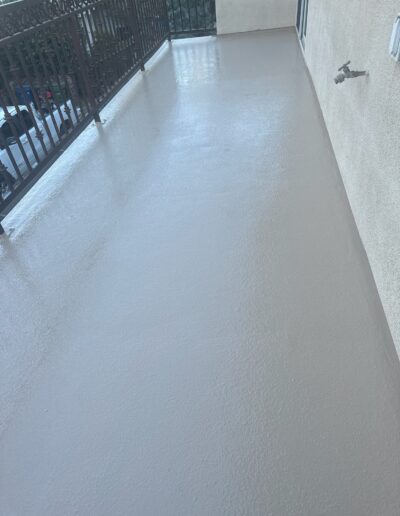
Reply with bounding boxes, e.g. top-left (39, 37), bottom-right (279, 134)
top-left (0, 100), bottom-right (79, 183)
